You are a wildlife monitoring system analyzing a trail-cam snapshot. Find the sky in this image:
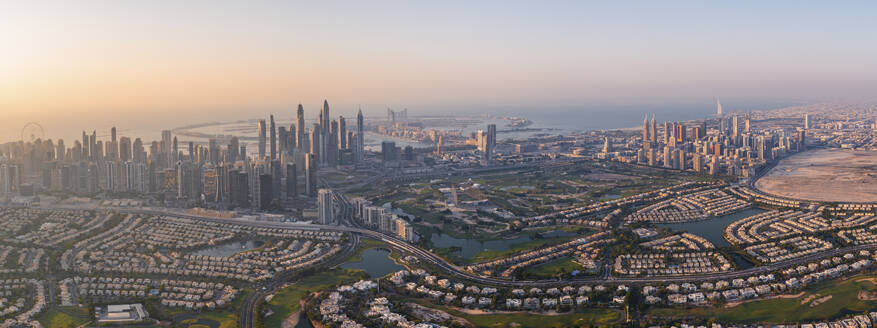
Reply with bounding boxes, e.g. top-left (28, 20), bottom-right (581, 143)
top-left (2, 1), bottom-right (877, 142)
